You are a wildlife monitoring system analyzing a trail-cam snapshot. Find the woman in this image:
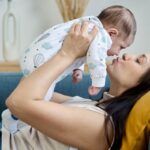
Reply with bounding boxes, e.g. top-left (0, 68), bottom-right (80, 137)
top-left (4, 22), bottom-right (150, 150)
